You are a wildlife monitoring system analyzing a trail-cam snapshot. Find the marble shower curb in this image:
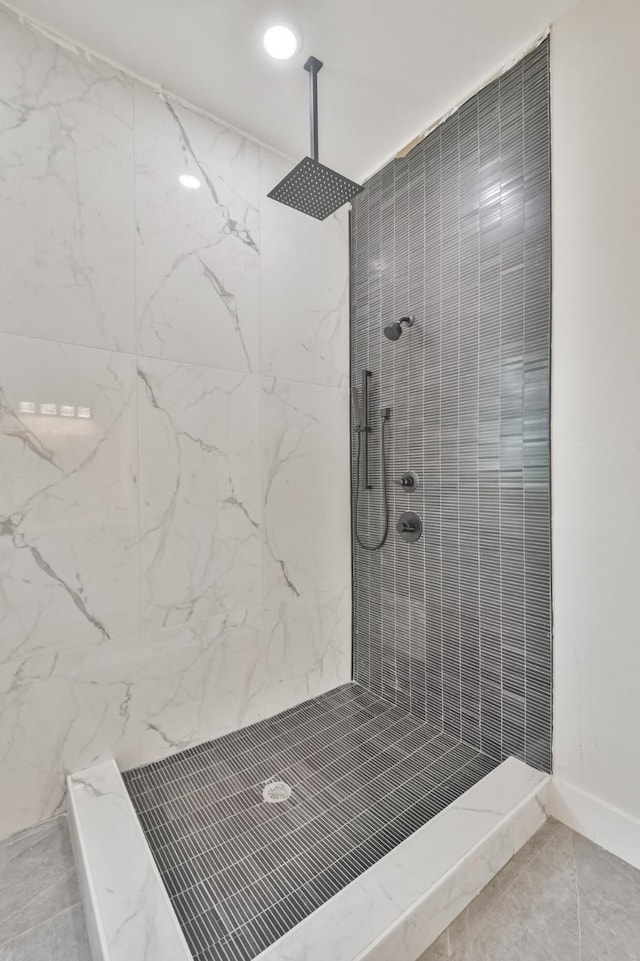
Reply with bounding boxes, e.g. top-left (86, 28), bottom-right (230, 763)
top-left (68, 756), bottom-right (549, 961)
top-left (67, 760), bottom-right (192, 961)
top-left (254, 757), bottom-right (549, 961)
